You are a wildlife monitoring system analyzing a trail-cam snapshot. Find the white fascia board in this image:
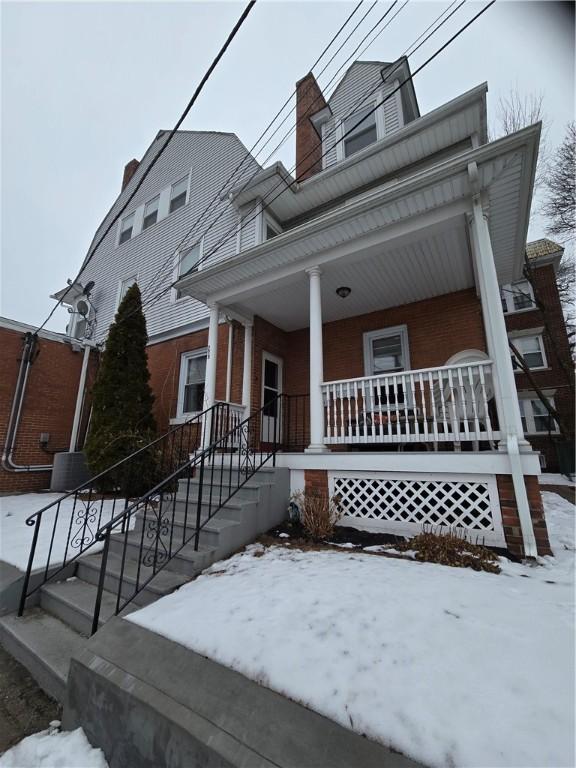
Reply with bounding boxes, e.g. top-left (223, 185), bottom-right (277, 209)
top-left (176, 124), bottom-right (540, 302)
top-left (50, 283), bottom-right (85, 305)
top-left (274, 450), bottom-right (542, 476)
top-left (0, 315), bottom-right (77, 345)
